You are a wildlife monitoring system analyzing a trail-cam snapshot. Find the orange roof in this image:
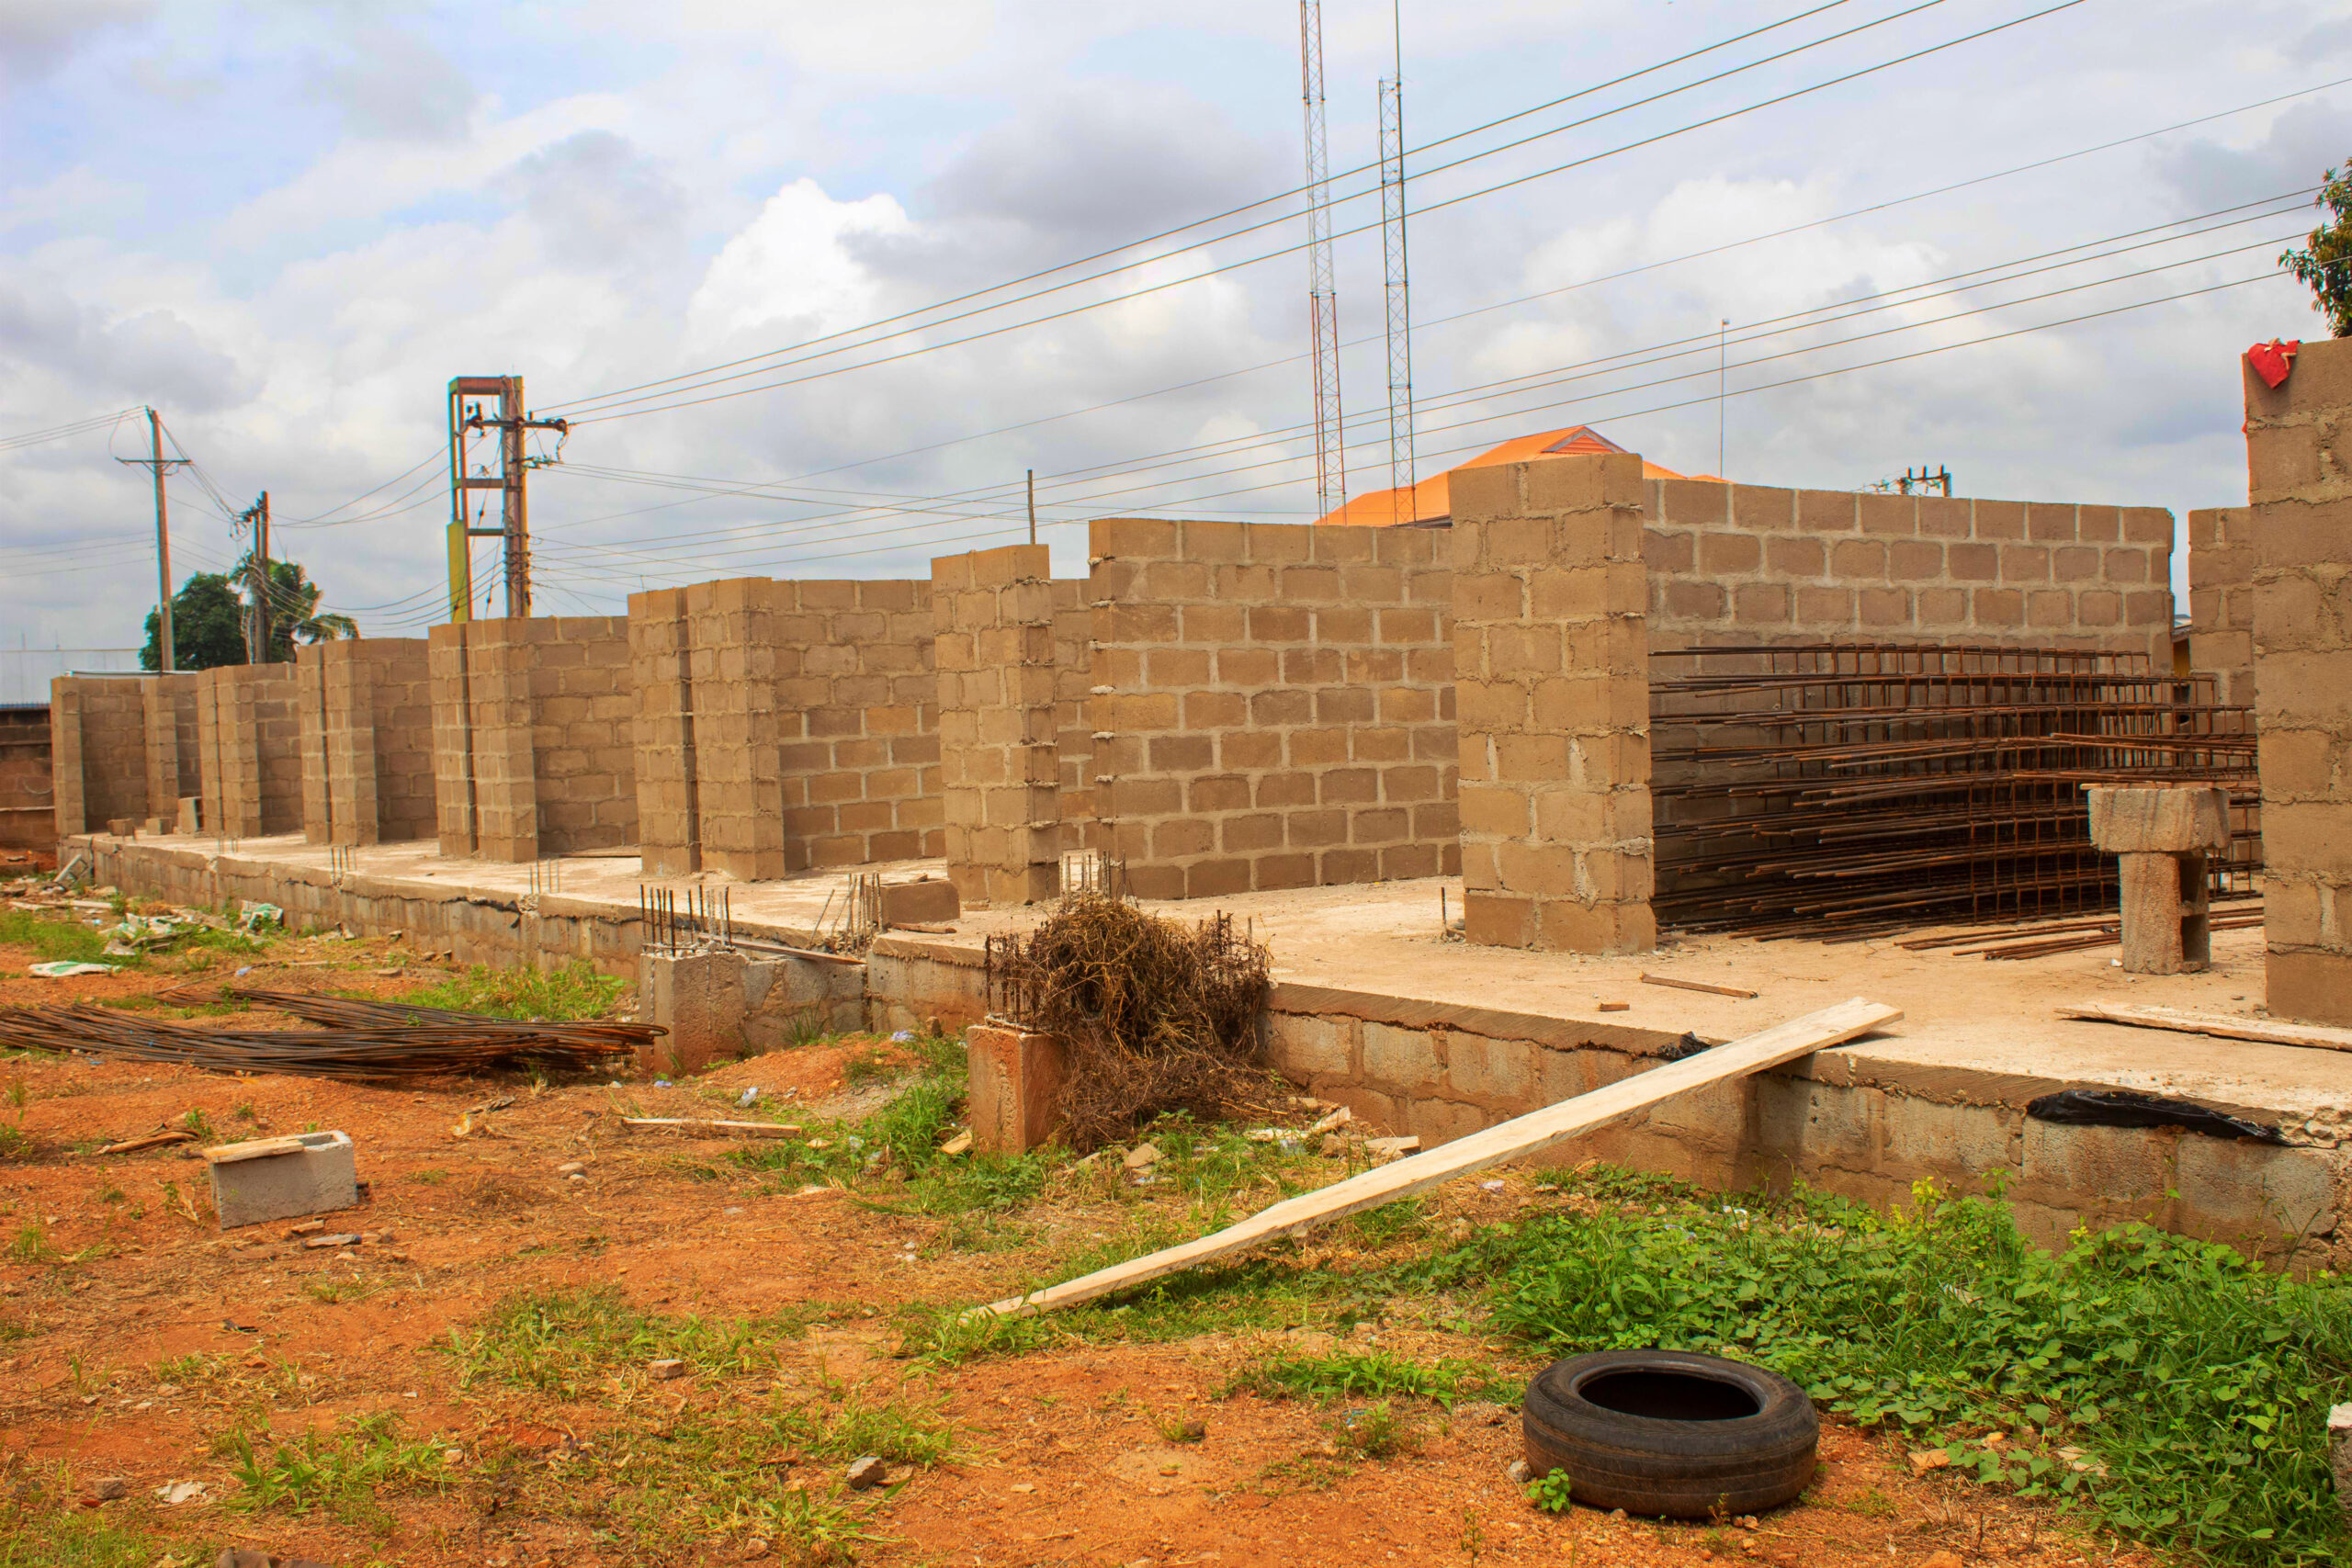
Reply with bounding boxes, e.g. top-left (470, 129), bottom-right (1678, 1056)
top-left (1318, 425), bottom-right (1720, 526)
